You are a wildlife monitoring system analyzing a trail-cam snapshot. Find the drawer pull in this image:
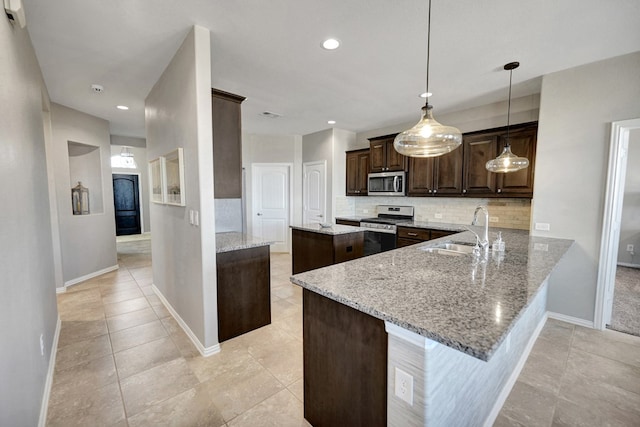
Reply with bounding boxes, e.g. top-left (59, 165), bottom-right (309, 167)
top-left (407, 232), bottom-right (418, 236)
